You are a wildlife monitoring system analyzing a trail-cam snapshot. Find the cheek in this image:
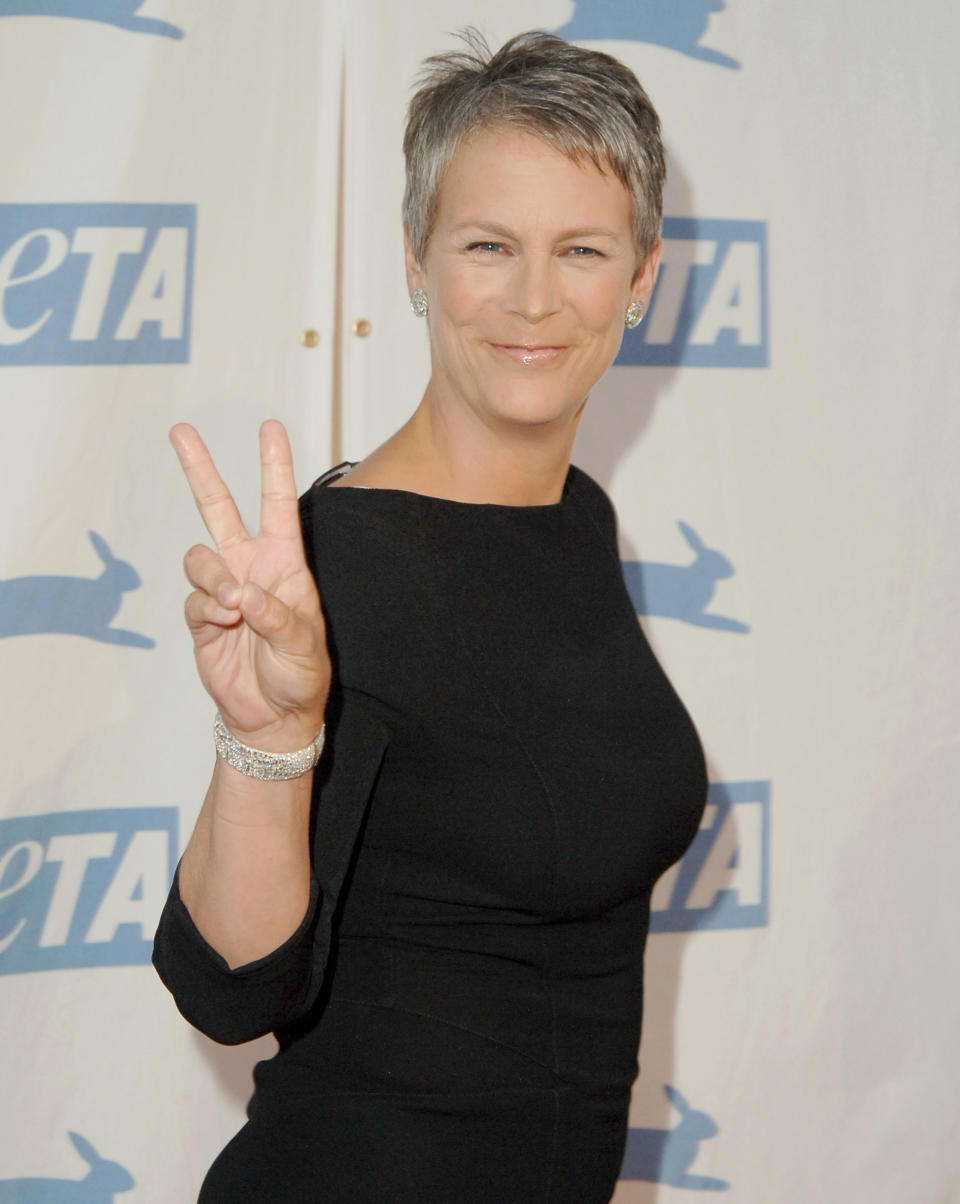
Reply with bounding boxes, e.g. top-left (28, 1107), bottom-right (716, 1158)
top-left (577, 277), bottom-right (630, 334)
top-left (432, 269), bottom-right (494, 327)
